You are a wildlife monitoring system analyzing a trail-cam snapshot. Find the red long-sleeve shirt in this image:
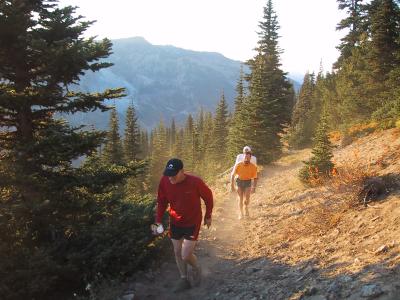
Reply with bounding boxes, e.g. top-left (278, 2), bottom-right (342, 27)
top-left (156, 174), bottom-right (213, 226)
